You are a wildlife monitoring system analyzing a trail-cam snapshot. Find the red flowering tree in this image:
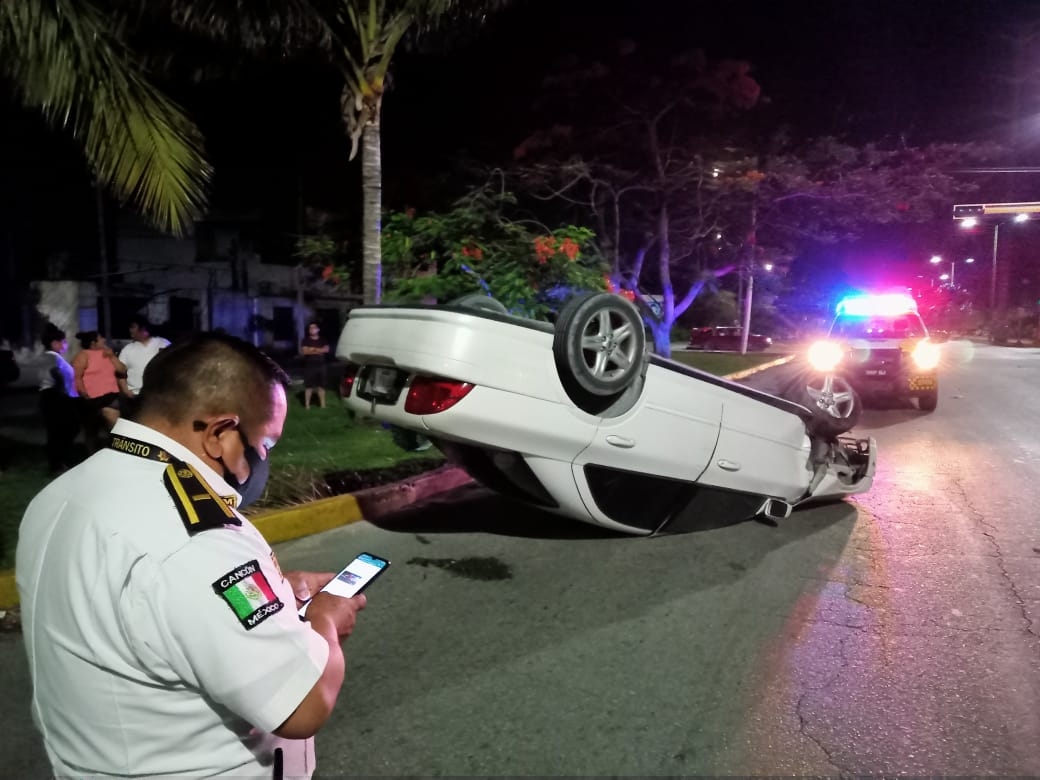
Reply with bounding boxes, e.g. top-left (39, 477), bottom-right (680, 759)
top-left (381, 187), bottom-right (607, 319)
